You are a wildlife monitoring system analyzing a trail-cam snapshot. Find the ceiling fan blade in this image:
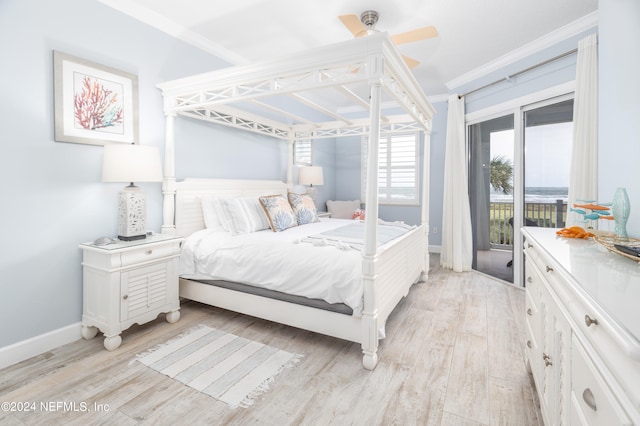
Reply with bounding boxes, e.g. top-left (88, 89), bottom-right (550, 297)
top-left (391, 26), bottom-right (438, 45)
top-left (402, 55), bottom-right (420, 69)
top-left (339, 14), bottom-right (367, 38)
